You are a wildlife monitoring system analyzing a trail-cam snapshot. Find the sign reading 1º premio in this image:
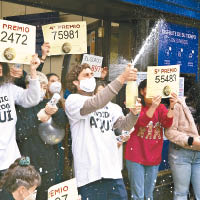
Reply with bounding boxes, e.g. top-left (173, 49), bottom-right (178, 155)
top-left (0, 19), bottom-right (36, 64)
top-left (146, 65), bottom-right (180, 98)
top-left (42, 21), bottom-right (87, 55)
top-left (81, 54), bottom-right (103, 77)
